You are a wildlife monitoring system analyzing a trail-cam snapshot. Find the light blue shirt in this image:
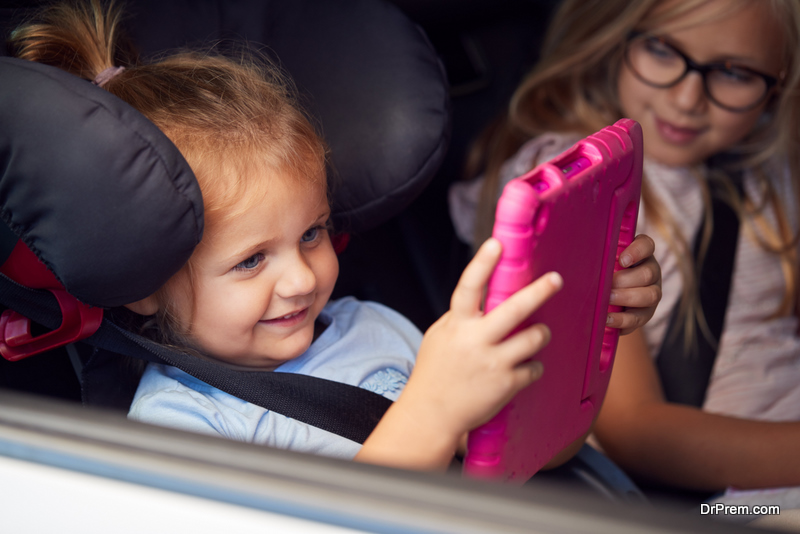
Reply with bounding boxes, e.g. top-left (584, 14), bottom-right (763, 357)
top-left (128, 297), bottom-right (421, 459)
